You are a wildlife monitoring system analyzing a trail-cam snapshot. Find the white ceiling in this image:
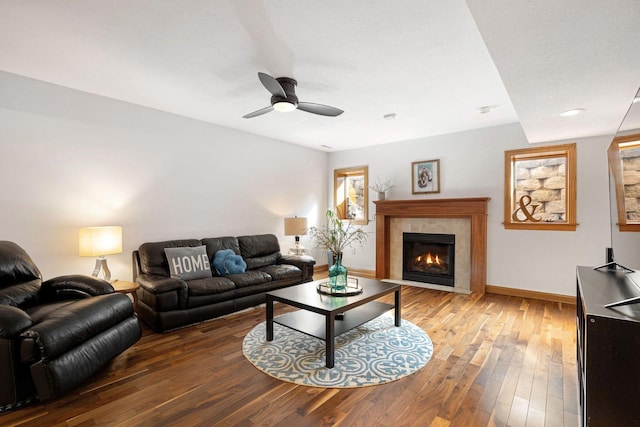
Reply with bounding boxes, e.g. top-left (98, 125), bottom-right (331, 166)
top-left (0, 1), bottom-right (638, 151)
